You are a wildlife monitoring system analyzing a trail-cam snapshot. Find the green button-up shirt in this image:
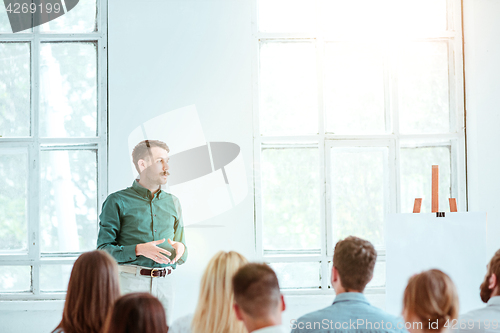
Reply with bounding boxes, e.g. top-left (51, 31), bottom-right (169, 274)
top-left (97, 180), bottom-right (187, 268)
